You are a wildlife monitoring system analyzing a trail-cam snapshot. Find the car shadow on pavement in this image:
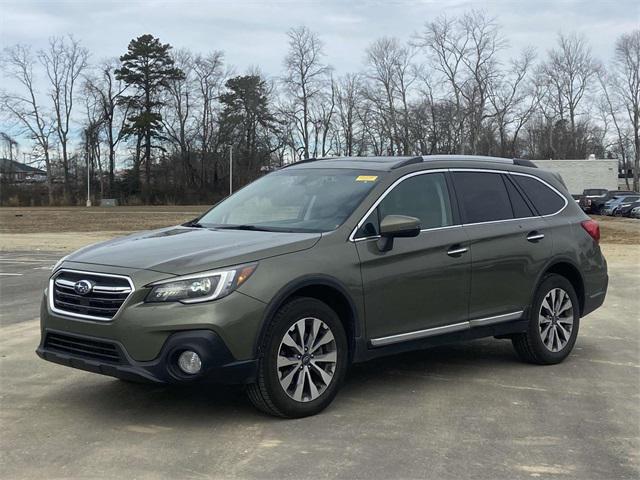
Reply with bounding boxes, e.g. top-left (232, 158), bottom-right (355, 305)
top-left (40, 337), bottom-right (567, 424)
